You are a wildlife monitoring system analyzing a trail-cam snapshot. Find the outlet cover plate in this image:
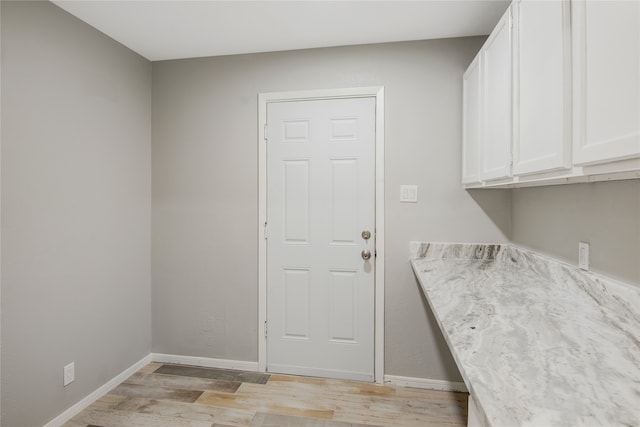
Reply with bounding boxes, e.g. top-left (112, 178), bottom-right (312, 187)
top-left (578, 242), bottom-right (590, 270)
top-left (64, 362), bottom-right (75, 386)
